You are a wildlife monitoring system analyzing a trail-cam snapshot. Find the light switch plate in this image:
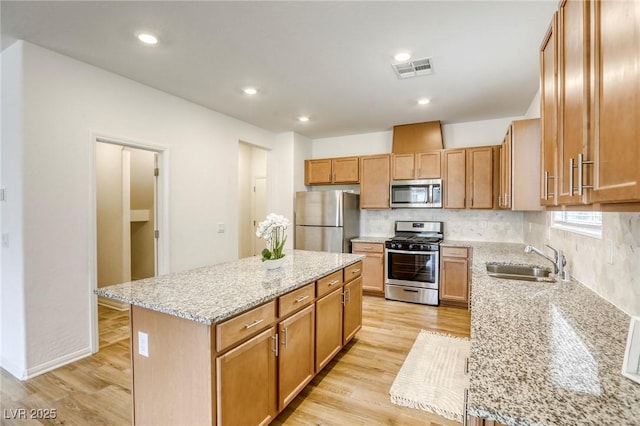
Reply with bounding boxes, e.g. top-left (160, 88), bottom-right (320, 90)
top-left (622, 316), bottom-right (640, 385)
top-left (138, 331), bottom-right (149, 357)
